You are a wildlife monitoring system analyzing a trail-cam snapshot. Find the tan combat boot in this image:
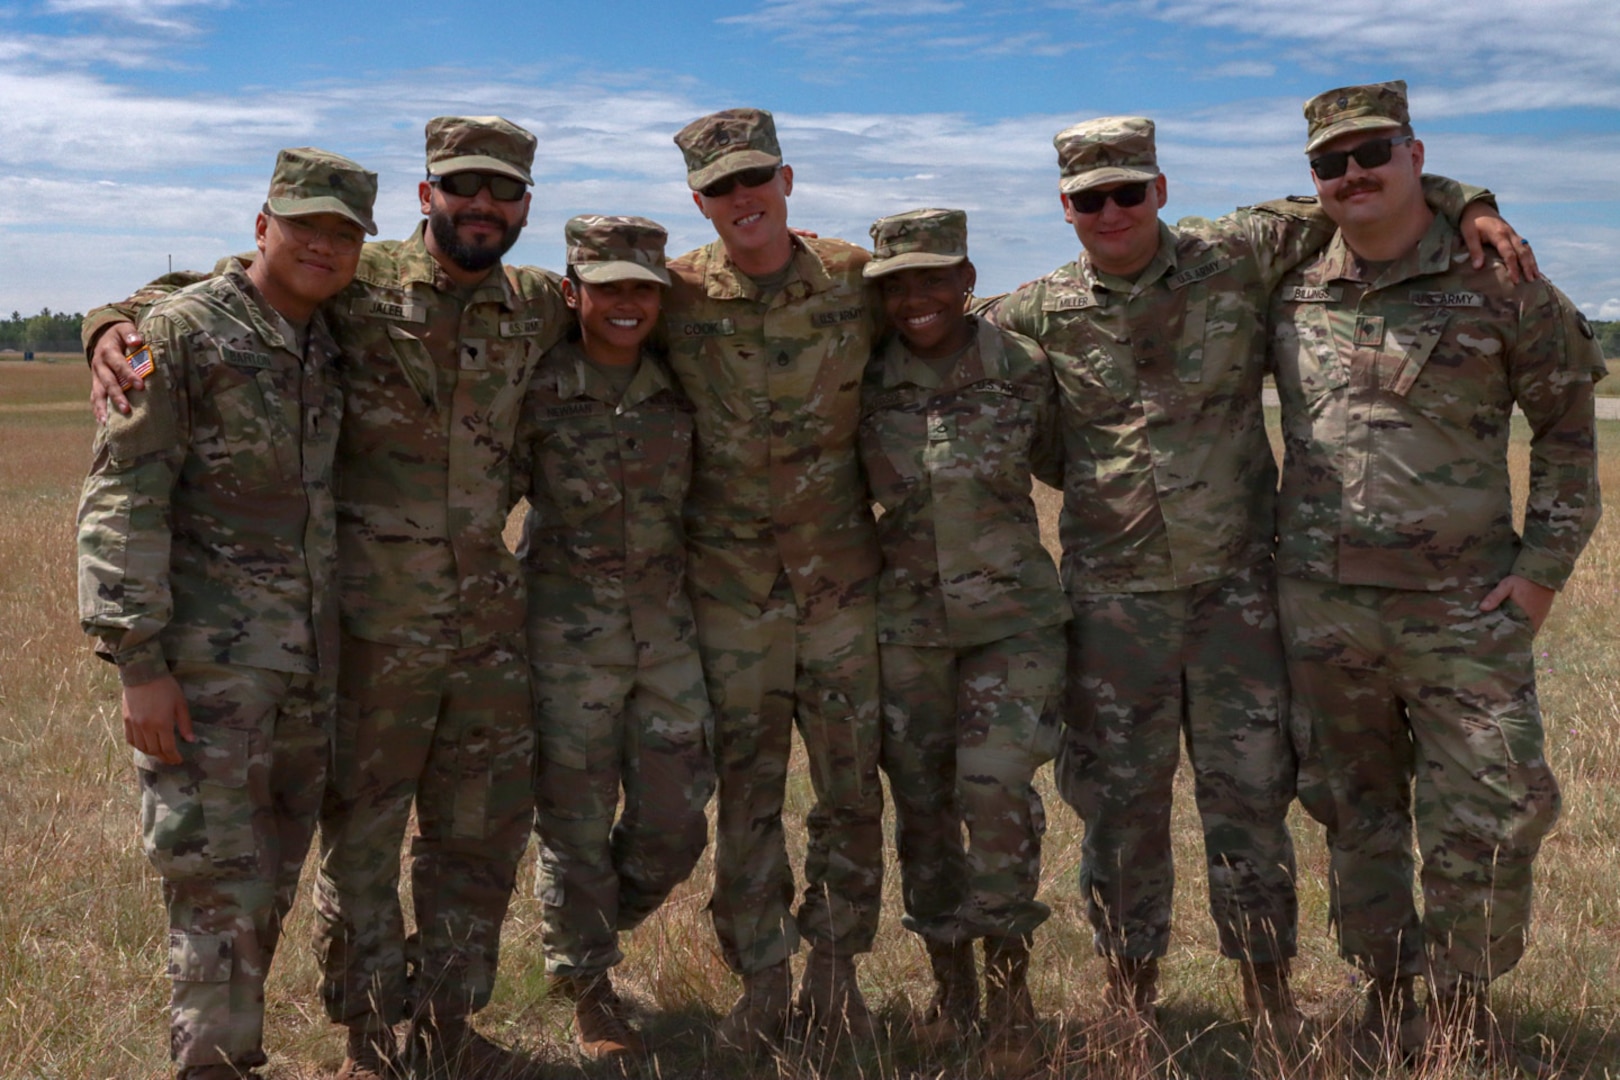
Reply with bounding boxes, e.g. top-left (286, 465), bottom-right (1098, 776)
top-left (913, 939), bottom-right (980, 1047)
top-left (796, 946), bottom-right (877, 1044)
top-left (335, 1020), bottom-right (402, 1080)
top-left (406, 1010), bottom-right (529, 1080)
top-left (981, 935), bottom-right (1042, 1079)
top-left (1241, 959), bottom-right (1306, 1048)
top-left (716, 960), bottom-right (791, 1056)
top-left (554, 971), bottom-right (646, 1063)
top-left (1351, 974), bottom-right (1427, 1068)
top-left (1428, 977), bottom-right (1552, 1078)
